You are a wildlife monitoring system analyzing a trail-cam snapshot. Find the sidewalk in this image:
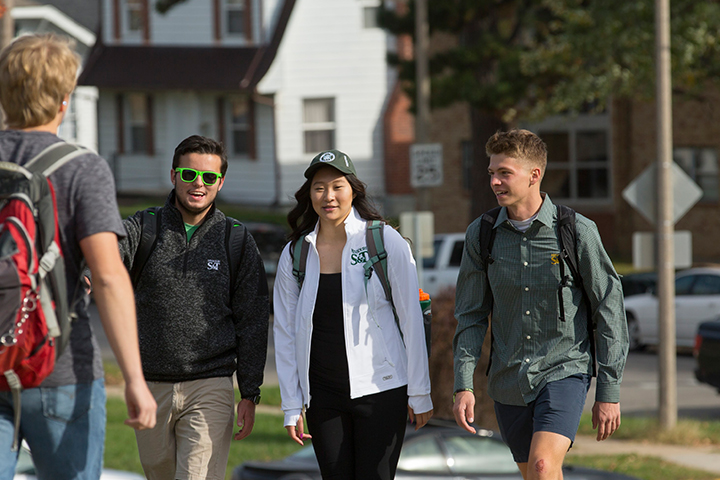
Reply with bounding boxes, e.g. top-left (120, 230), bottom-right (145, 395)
top-left (569, 434), bottom-right (720, 475)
